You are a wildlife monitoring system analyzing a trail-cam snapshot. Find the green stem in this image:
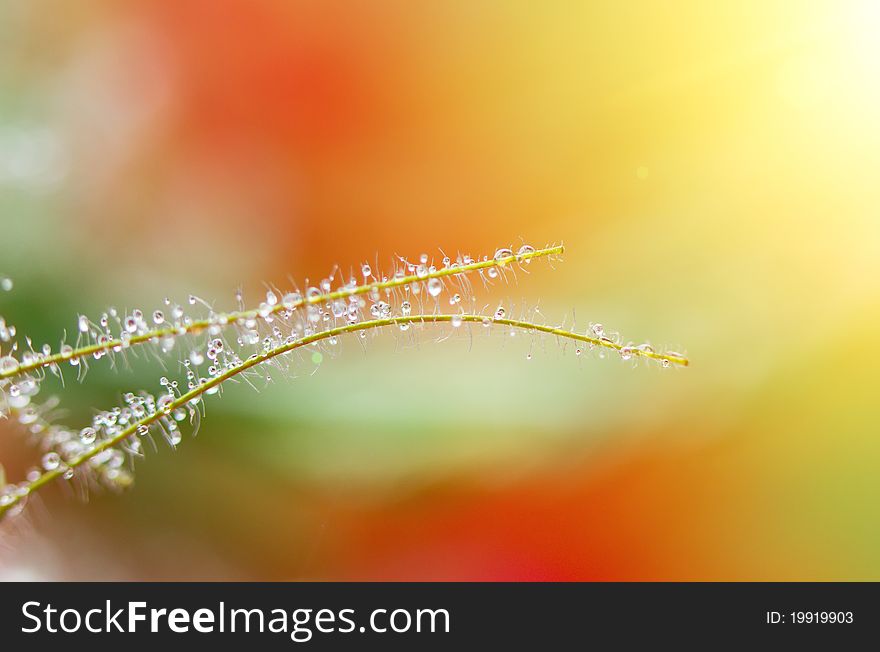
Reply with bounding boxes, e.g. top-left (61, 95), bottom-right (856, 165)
top-left (0, 245), bottom-right (564, 380)
top-left (0, 311), bottom-right (686, 520)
